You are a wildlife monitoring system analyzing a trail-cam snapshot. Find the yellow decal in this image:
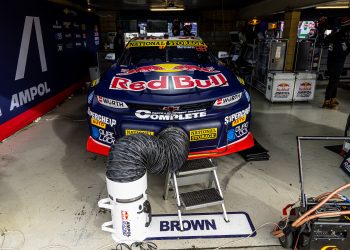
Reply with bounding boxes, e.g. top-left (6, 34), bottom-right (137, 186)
top-left (321, 246), bottom-right (338, 250)
top-left (126, 40), bottom-right (207, 48)
top-left (125, 129), bottom-right (154, 136)
top-left (91, 118), bottom-right (106, 129)
top-left (236, 76), bottom-right (245, 85)
top-left (190, 128), bottom-right (217, 142)
top-left (232, 115), bottom-right (247, 127)
top-left (127, 40), bottom-right (167, 48)
top-left (91, 79), bottom-right (99, 87)
top-left (153, 64), bottom-right (182, 73)
top-left (167, 40), bottom-right (207, 47)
